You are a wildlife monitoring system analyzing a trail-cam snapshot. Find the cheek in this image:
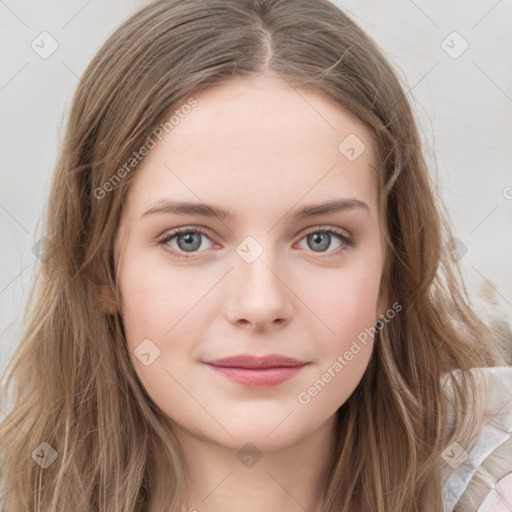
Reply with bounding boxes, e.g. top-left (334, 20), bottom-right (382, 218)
top-left (117, 253), bottom-right (174, 343)
top-left (116, 256), bottom-right (196, 405)
top-left (117, 251), bottom-right (216, 360)
top-left (296, 266), bottom-right (381, 412)
top-left (301, 258), bottom-right (382, 406)
top-left (310, 260), bottom-right (382, 340)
